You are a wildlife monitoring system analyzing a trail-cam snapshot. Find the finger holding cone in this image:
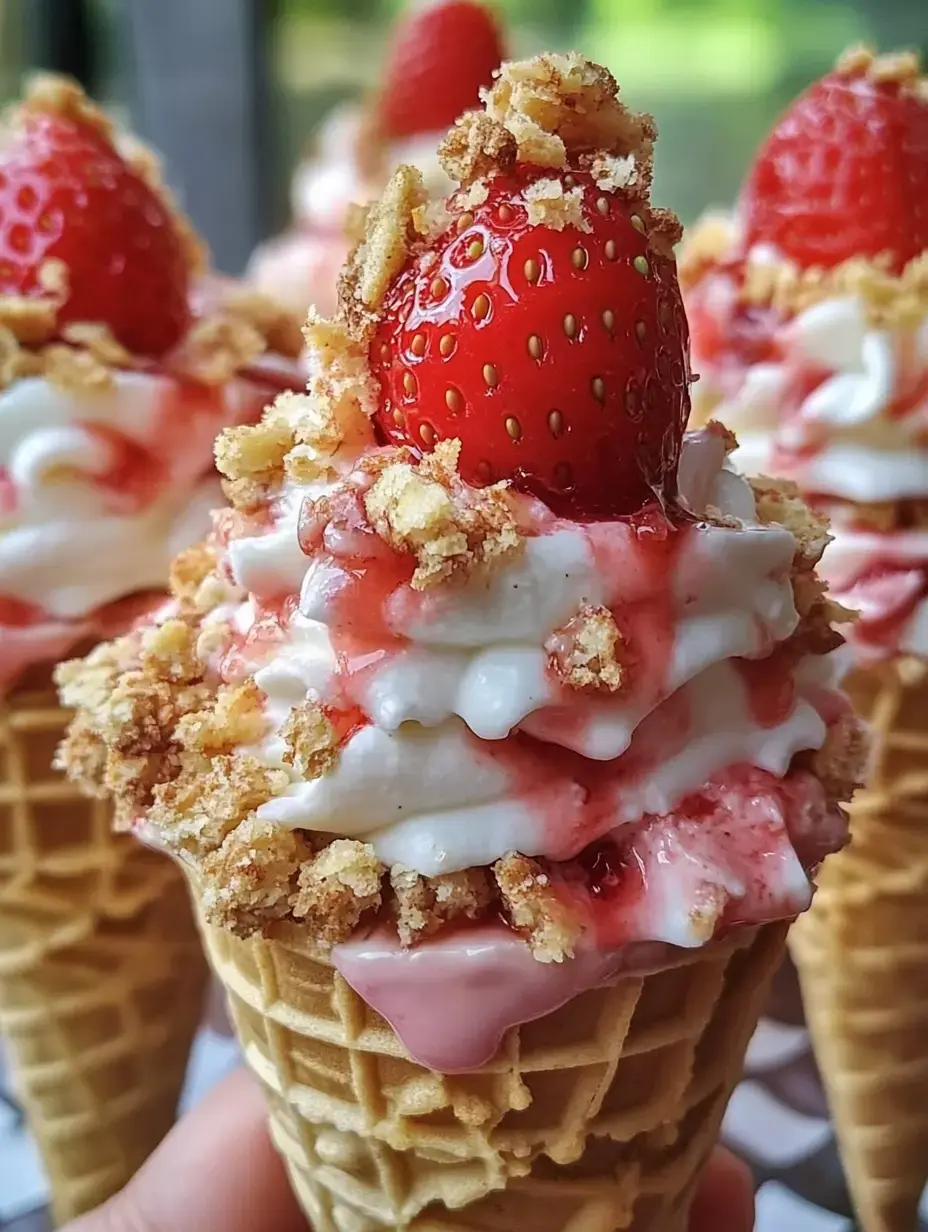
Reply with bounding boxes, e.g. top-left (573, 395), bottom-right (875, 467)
top-left (0, 75), bottom-right (305, 1221)
top-left (58, 51), bottom-right (868, 1232)
top-left (682, 44), bottom-right (928, 1232)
